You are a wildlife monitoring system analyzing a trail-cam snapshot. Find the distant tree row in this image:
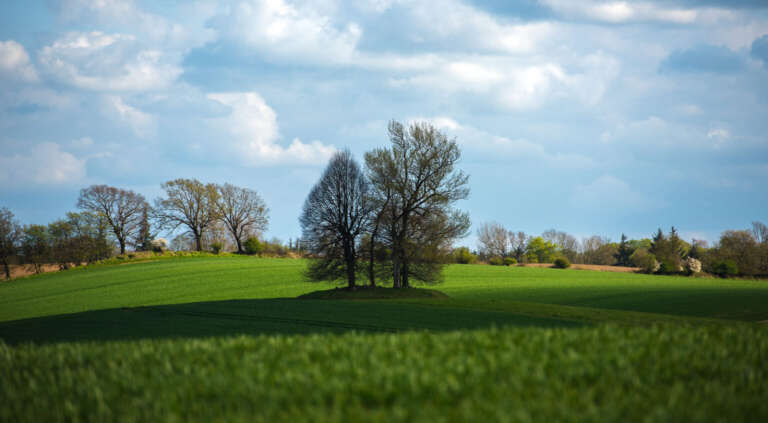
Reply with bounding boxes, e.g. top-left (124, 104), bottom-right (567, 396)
top-left (471, 221), bottom-right (768, 278)
top-left (0, 181), bottom-right (270, 278)
top-left (300, 120), bottom-right (470, 290)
